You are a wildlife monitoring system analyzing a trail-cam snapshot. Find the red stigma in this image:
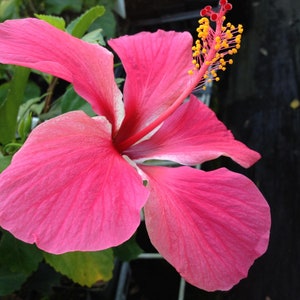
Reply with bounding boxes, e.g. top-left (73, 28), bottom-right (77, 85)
top-left (200, 5), bottom-right (213, 17)
top-left (200, 9), bottom-right (206, 17)
top-left (210, 13), bottom-right (218, 21)
top-left (200, 1), bottom-right (233, 20)
top-left (224, 3), bottom-right (233, 10)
